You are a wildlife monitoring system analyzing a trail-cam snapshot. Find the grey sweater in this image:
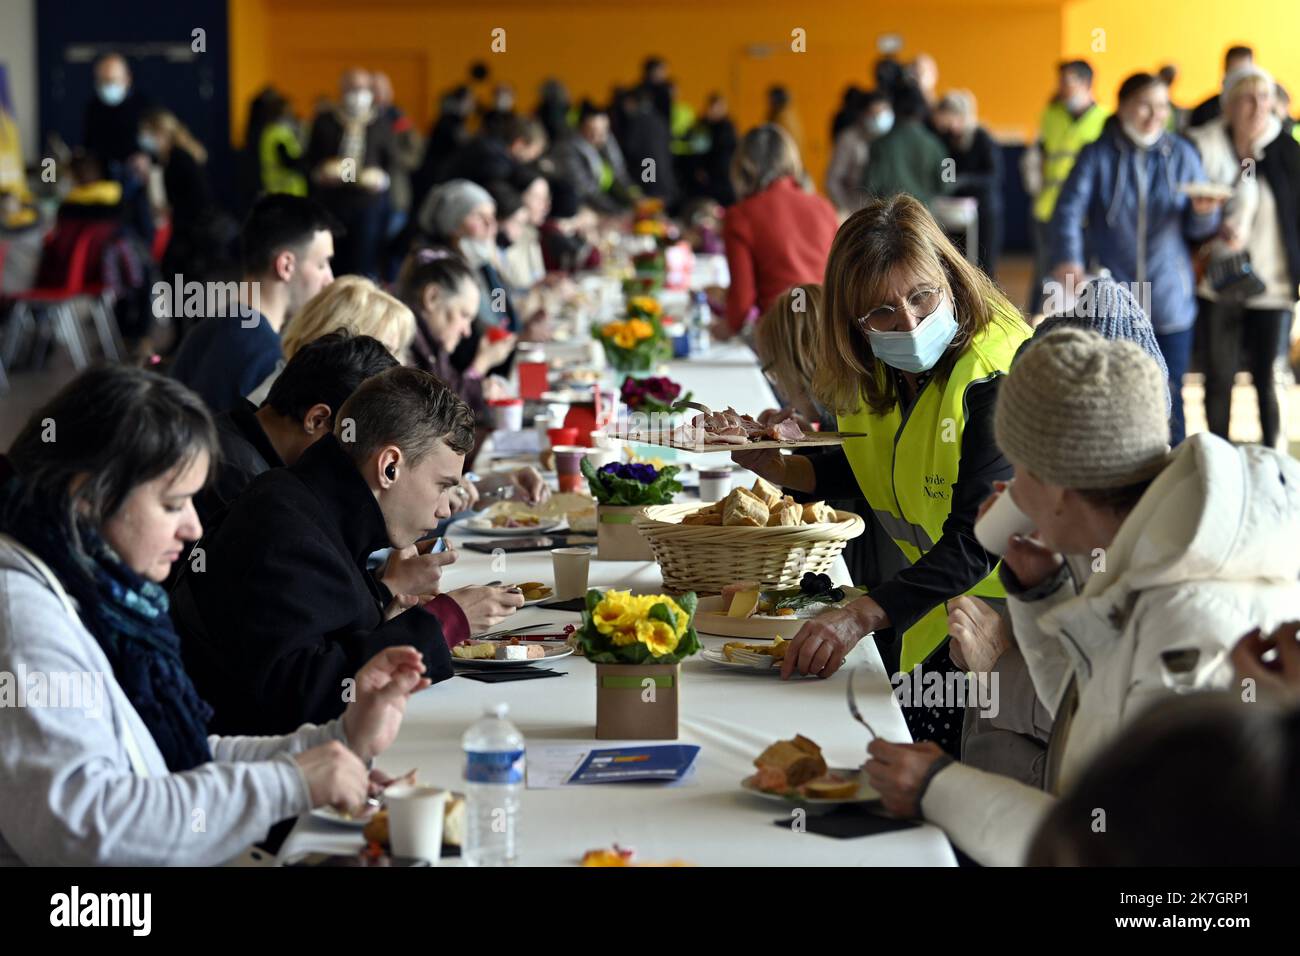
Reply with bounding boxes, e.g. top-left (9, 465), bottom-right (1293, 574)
top-left (0, 538), bottom-right (336, 866)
